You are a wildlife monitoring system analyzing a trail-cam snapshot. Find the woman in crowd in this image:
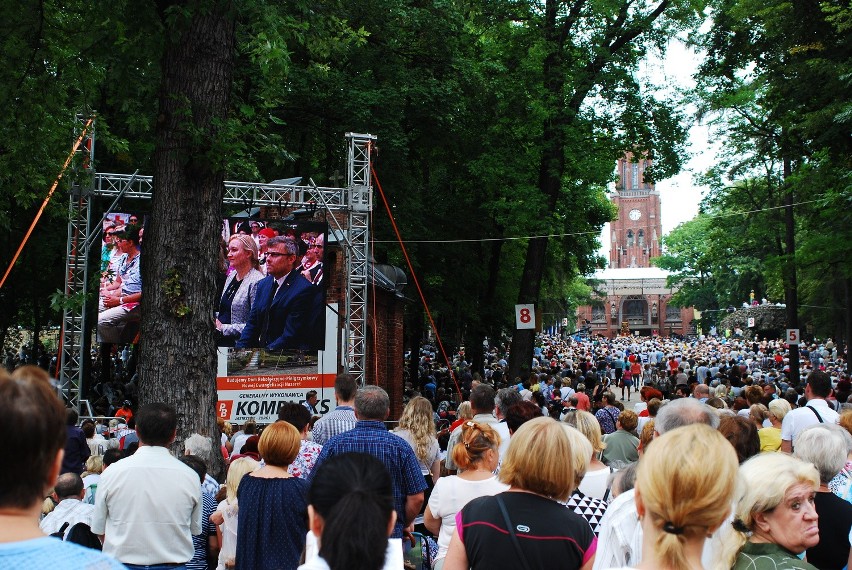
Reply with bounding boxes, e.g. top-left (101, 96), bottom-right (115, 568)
top-left (614, 424), bottom-right (738, 570)
top-left (393, 397), bottom-right (441, 501)
top-left (794, 425), bottom-right (852, 568)
top-left (256, 227), bottom-right (277, 274)
top-left (277, 402), bottom-right (323, 479)
top-left (829, 409), bottom-right (852, 502)
top-left (718, 415), bottom-right (760, 464)
top-left (595, 392), bottom-right (622, 435)
top-left (444, 417), bottom-right (596, 570)
top-left (757, 399), bottom-right (789, 452)
top-left (235, 421), bottom-right (309, 570)
top-left (81, 455), bottom-right (103, 504)
top-left (562, 410), bottom-right (610, 499)
top-left (747, 403), bottom-right (769, 432)
top-left (561, 424), bottom-right (609, 536)
top-left (424, 421), bottom-right (508, 570)
top-left (625, 358), bottom-right (641, 401)
top-left (716, 452), bottom-right (820, 570)
top-left (740, 386), bottom-right (764, 418)
top-left (215, 234), bottom-right (264, 346)
top-left (300, 453), bottom-right (396, 570)
top-left (449, 401), bottom-right (473, 432)
top-left (212, 457), bottom-right (258, 570)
